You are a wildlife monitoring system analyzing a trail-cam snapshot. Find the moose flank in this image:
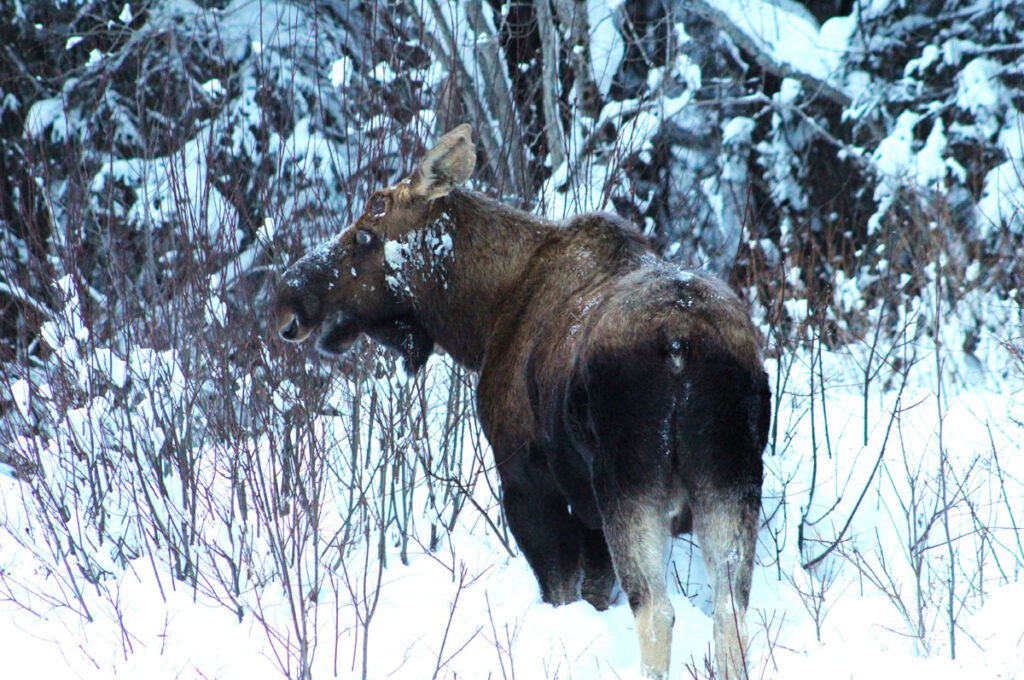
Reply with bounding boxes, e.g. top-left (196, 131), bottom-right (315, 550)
top-left (273, 125), bottom-right (770, 680)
